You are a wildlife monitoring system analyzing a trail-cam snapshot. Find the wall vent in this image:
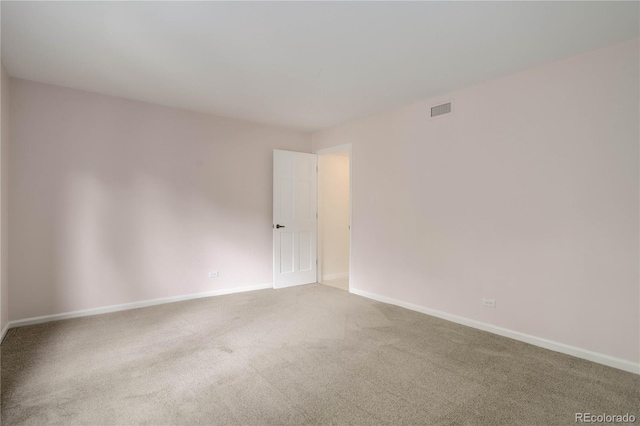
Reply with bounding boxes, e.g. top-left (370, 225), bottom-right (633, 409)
top-left (431, 102), bottom-right (452, 118)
